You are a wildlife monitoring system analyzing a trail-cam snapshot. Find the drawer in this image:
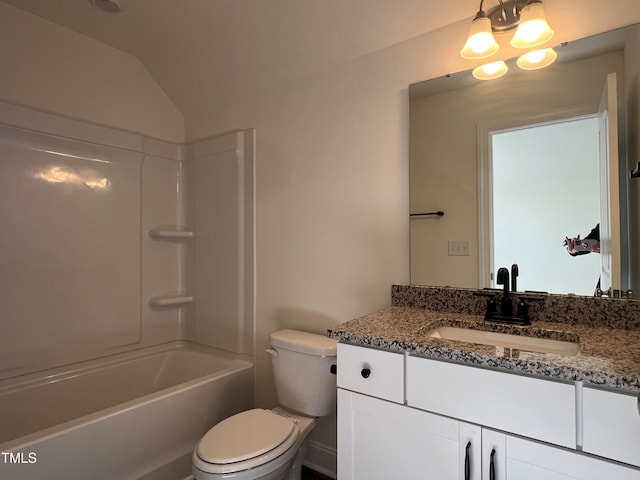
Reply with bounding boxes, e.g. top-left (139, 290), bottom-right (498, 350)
top-left (583, 387), bottom-right (640, 468)
top-left (336, 343), bottom-right (404, 403)
top-left (406, 355), bottom-right (577, 448)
